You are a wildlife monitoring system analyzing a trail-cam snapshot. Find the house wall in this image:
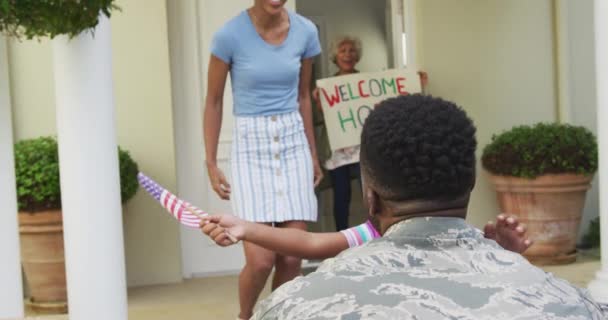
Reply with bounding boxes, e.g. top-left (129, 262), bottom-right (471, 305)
top-left (413, 0), bottom-right (559, 228)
